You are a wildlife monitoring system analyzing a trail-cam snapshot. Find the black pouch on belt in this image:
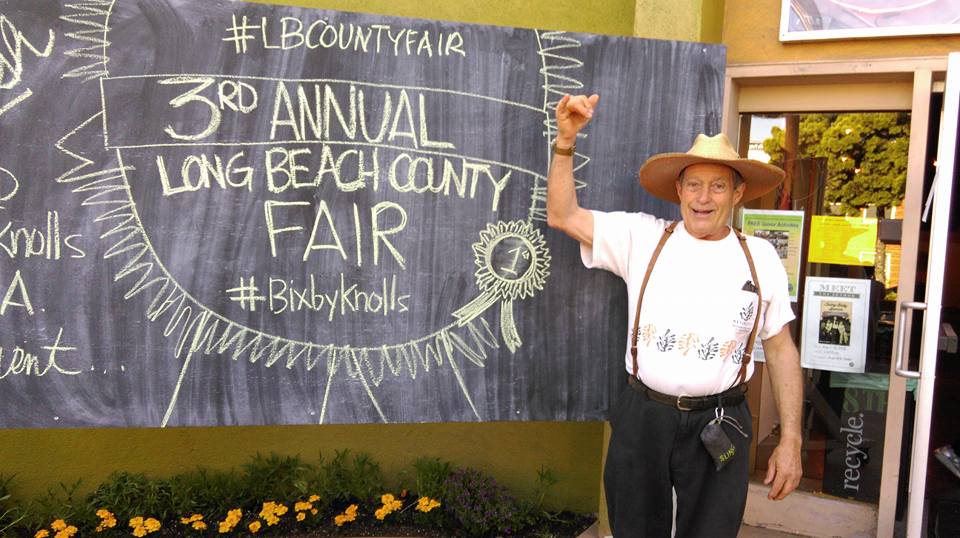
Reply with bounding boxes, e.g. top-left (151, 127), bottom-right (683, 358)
top-left (700, 406), bottom-right (749, 471)
top-left (700, 421), bottom-right (737, 471)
